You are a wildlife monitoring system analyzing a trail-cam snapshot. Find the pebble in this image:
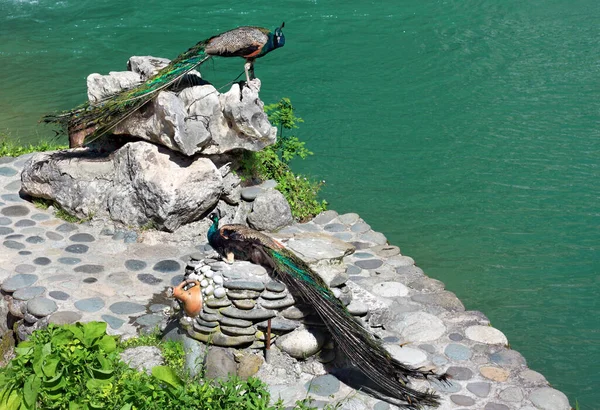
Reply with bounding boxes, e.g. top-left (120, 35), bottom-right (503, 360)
top-left (529, 387), bottom-right (571, 410)
top-left (312, 210), bottom-right (338, 225)
top-left (450, 395), bottom-right (475, 406)
top-left (135, 314), bottom-right (163, 327)
top-left (4, 240), bottom-right (25, 250)
top-left (110, 301), bottom-right (146, 315)
top-left (49, 311), bottom-right (82, 325)
top-left (256, 318), bottom-right (299, 332)
top-left (65, 244), bottom-right (89, 254)
top-left (445, 343), bottom-right (472, 361)
top-left (213, 287), bottom-right (226, 298)
top-left (125, 259), bottom-right (147, 271)
top-left (241, 186), bottom-right (264, 201)
top-left (346, 300), bottom-right (369, 316)
top-left (15, 220), bottom-right (35, 227)
top-left (74, 297), bottom-right (105, 312)
top-left (467, 382), bottom-right (490, 397)
top-left (221, 306), bottom-right (276, 321)
top-left (411, 291), bottom-right (465, 312)
top-left (354, 259), bottom-right (383, 270)
top-left (2, 274), bottom-right (38, 292)
top-left (305, 374), bottom-right (340, 396)
top-left (429, 378), bottom-right (461, 393)
top-left (1, 205), bottom-right (29, 217)
top-left (74, 264), bottom-right (104, 274)
top-left (233, 299), bottom-right (256, 310)
top-left (446, 366), bottom-right (474, 381)
top-left (259, 295), bottom-right (295, 310)
top-left (153, 260), bottom-right (181, 273)
top-left (260, 290), bottom-right (287, 300)
top-left (15, 264), bottom-right (36, 274)
top-left (46, 232), bottom-right (63, 241)
top-left (27, 296), bottom-right (58, 317)
top-left (56, 223), bottom-right (77, 232)
top-left (465, 325), bottom-right (508, 345)
top-left (218, 316), bottom-right (252, 328)
top-left (389, 311), bottom-right (446, 342)
top-left (480, 366), bottom-right (510, 382)
top-left (137, 274), bottom-right (162, 285)
top-left (499, 386), bottom-right (524, 402)
top-left (221, 325), bottom-right (256, 336)
top-left (489, 349), bottom-right (526, 367)
top-left (48, 290), bottom-right (70, 301)
top-left (13, 286), bottom-right (45, 301)
top-left (226, 289), bottom-right (261, 299)
top-left (338, 213), bottom-right (360, 225)
top-left (0, 217), bottom-right (11, 225)
top-left (371, 281), bottom-right (409, 298)
top-left (484, 404), bottom-right (510, 410)
top-left (26, 236), bottom-right (44, 244)
top-left (385, 345), bottom-right (427, 366)
top-left (277, 328), bottom-right (325, 359)
top-left (205, 296), bottom-right (231, 308)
